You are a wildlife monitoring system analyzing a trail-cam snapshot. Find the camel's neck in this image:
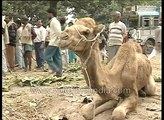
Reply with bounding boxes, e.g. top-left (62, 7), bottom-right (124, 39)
top-left (79, 44), bottom-right (104, 89)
